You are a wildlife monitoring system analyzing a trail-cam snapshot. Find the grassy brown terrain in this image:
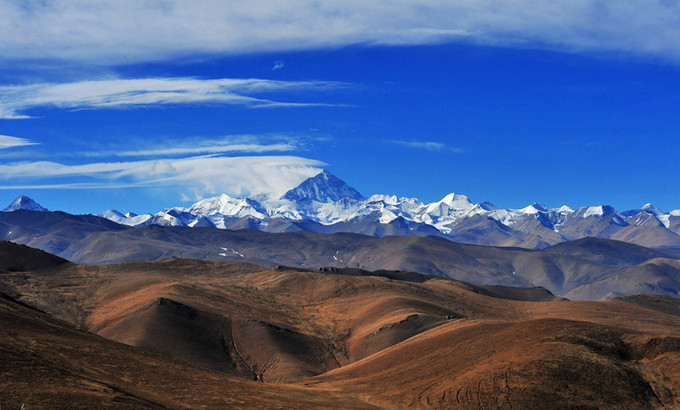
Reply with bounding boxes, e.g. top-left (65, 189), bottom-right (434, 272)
top-left (1, 242), bottom-right (680, 408)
